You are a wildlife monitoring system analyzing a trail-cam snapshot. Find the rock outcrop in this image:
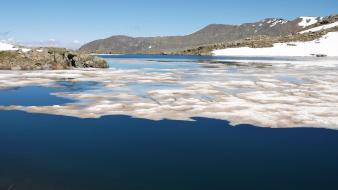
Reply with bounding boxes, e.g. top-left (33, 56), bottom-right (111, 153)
top-left (0, 47), bottom-right (108, 70)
